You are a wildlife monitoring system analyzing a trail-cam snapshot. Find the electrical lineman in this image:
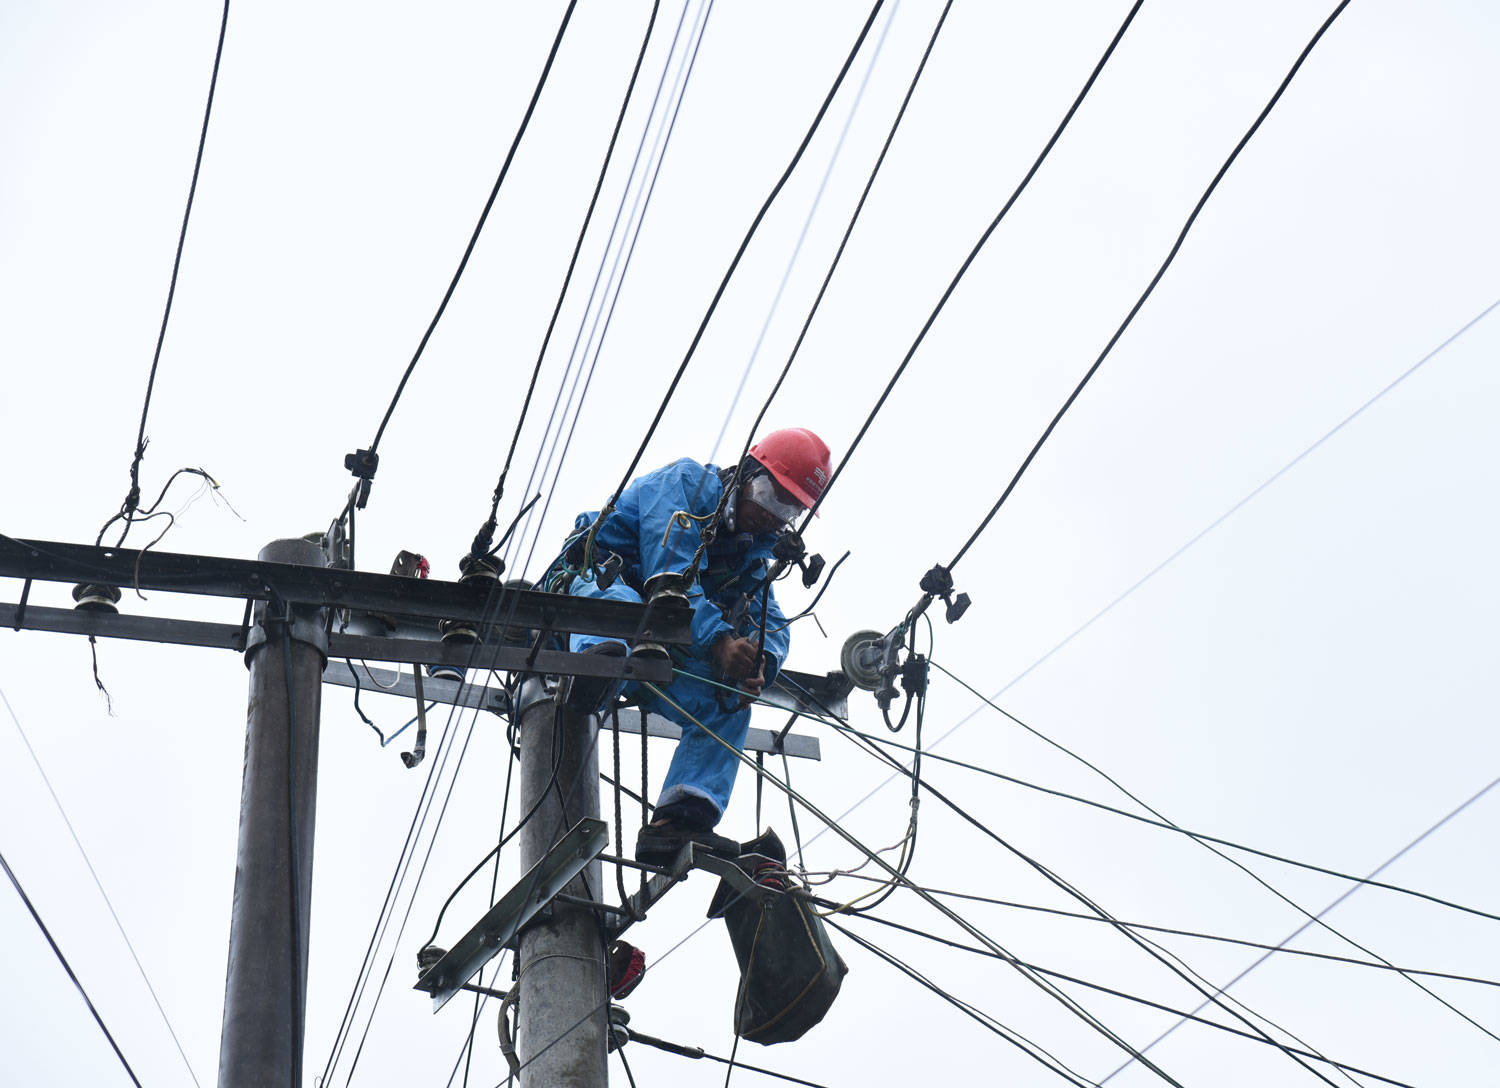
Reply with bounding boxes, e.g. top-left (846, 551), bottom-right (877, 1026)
top-left (545, 428), bottom-right (832, 864)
